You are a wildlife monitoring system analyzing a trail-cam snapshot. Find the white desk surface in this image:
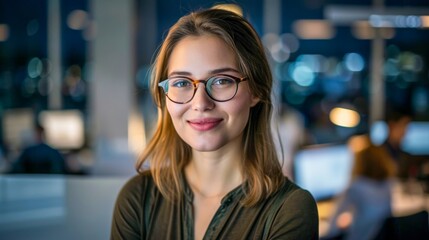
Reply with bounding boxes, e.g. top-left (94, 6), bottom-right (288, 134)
top-left (0, 174), bottom-right (129, 240)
